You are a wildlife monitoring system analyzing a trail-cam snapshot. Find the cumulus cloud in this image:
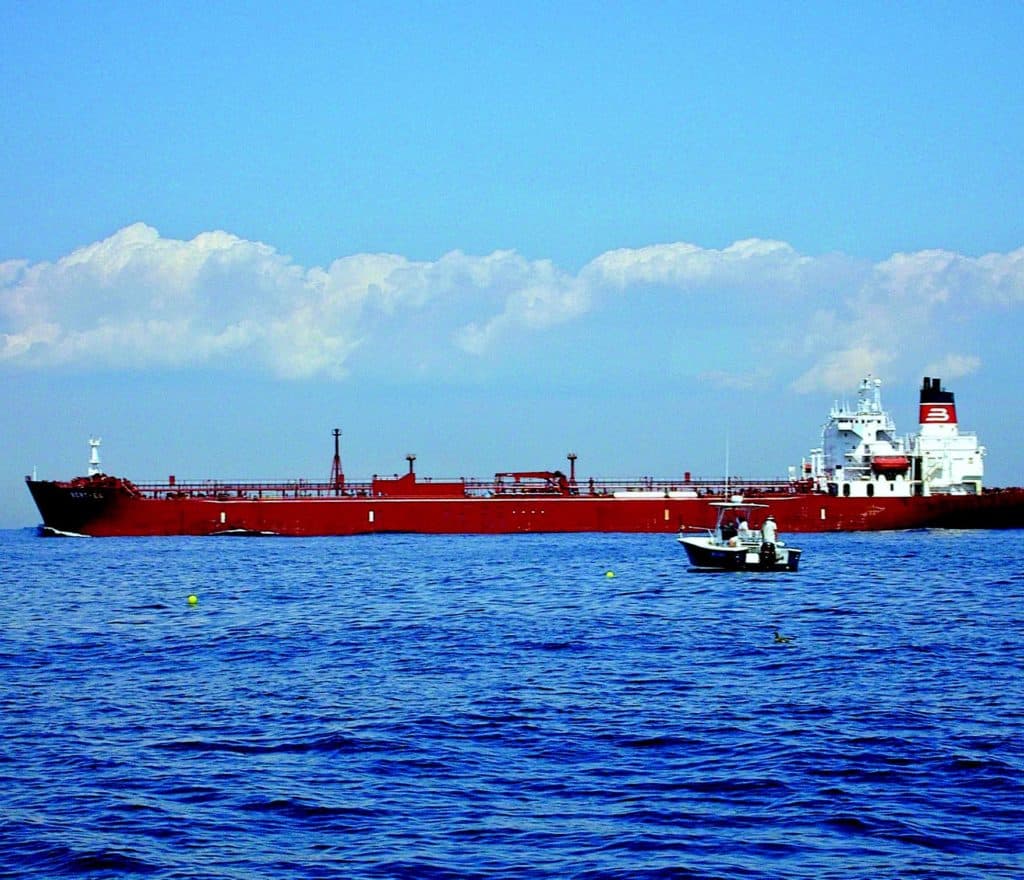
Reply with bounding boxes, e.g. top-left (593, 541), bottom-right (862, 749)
top-left (783, 247), bottom-right (1023, 393)
top-left (0, 225), bottom-right (581, 378)
top-left (924, 353), bottom-right (982, 380)
top-left (877, 247), bottom-right (1024, 308)
top-left (792, 345), bottom-right (895, 394)
top-left (2, 224), bottom-right (1022, 388)
top-left (454, 259), bottom-right (586, 355)
top-left (583, 238), bottom-right (816, 295)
